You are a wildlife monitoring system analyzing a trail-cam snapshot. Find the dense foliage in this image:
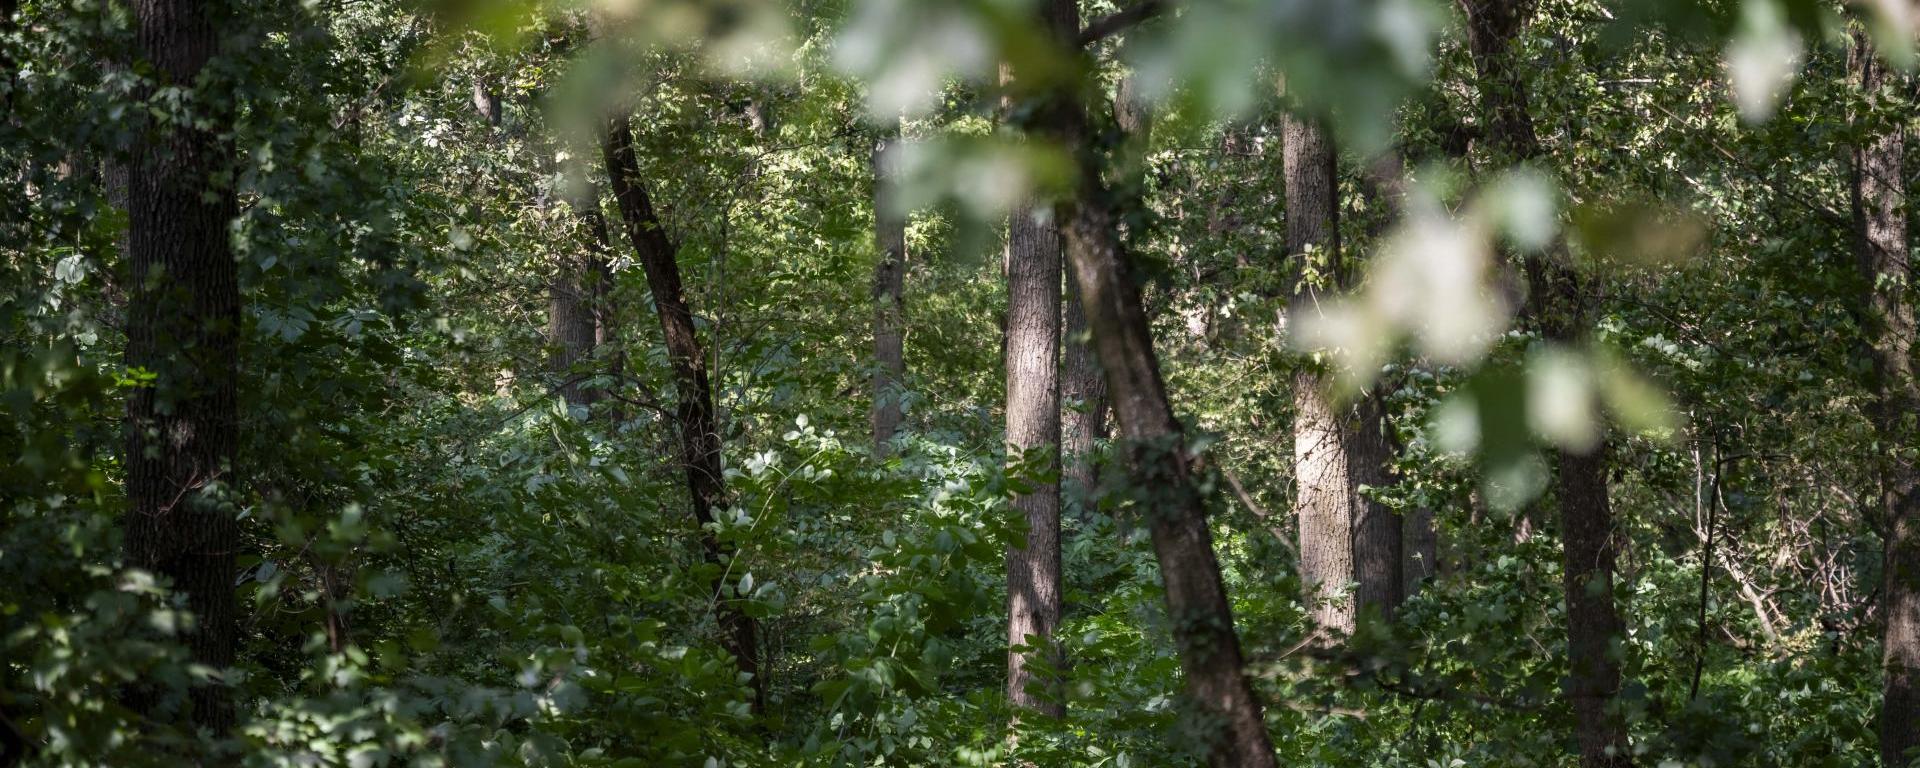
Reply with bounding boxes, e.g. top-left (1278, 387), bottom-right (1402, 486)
top-left (2, 0), bottom-right (1916, 766)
